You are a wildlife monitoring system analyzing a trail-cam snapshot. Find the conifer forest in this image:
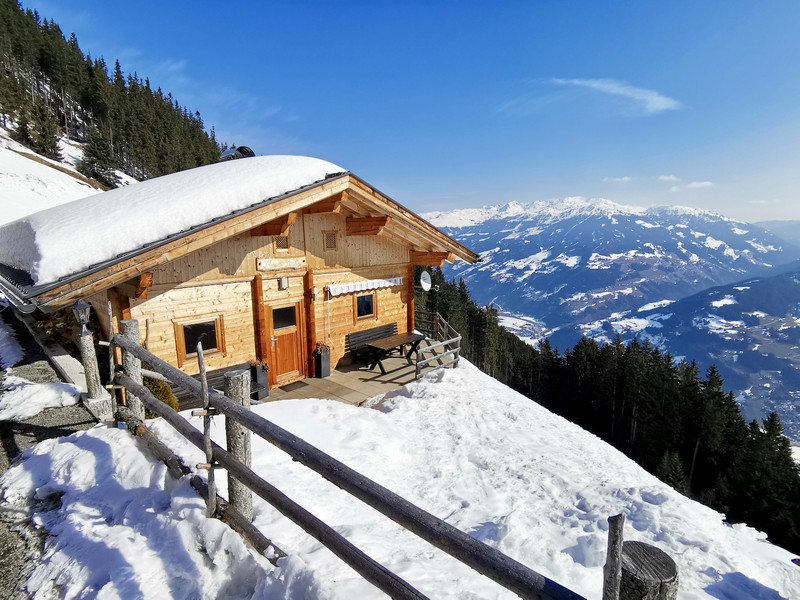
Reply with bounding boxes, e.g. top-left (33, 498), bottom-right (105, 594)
top-left (0, 0), bottom-right (221, 187)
